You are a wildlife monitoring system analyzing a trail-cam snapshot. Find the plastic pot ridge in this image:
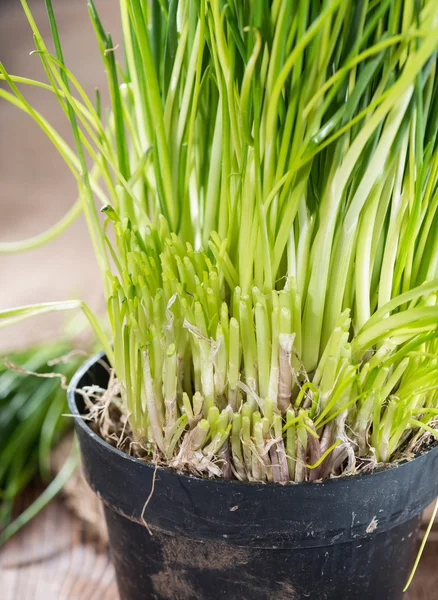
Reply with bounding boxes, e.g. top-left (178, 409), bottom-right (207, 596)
top-left (68, 352), bottom-right (438, 600)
